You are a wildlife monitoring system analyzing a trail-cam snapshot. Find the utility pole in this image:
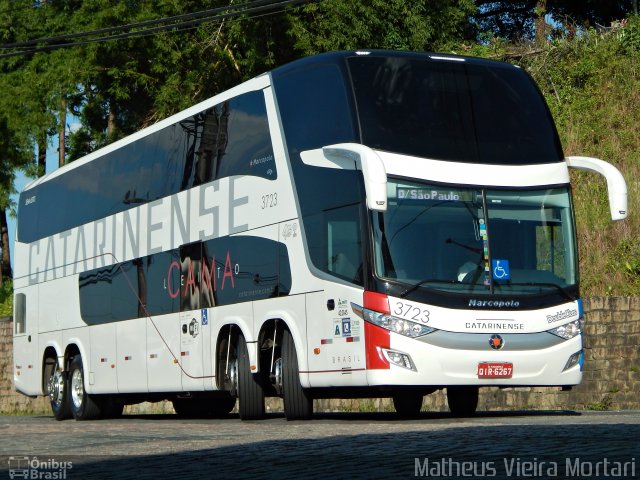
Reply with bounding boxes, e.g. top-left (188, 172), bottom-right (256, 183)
top-left (59, 96), bottom-right (66, 168)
